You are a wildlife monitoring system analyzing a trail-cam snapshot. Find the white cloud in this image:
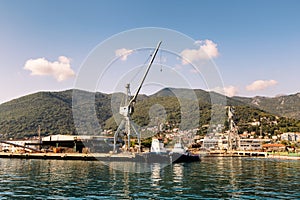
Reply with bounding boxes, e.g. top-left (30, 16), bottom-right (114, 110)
top-left (58, 55), bottom-right (71, 64)
top-left (115, 48), bottom-right (133, 61)
top-left (224, 86), bottom-right (239, 97)
top-left (246, 80), bottom-right (278, 91)
top-left (180, 40), bottom-right (219, 65)
top-left (24, 56), bottom-right (75, 82)
top-left (213, 86), bottom-right (239, 97)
